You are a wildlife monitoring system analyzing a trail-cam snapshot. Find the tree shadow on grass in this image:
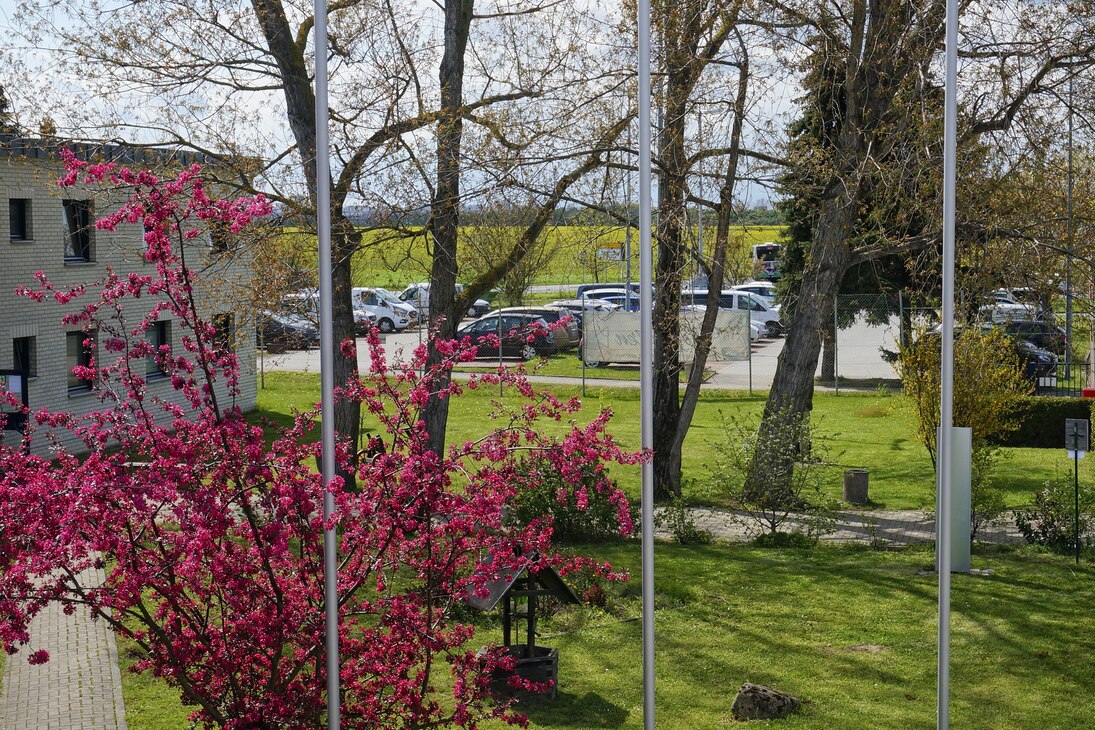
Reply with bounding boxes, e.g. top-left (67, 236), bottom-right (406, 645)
top-left (519, 691), bottom-right (628, 728)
